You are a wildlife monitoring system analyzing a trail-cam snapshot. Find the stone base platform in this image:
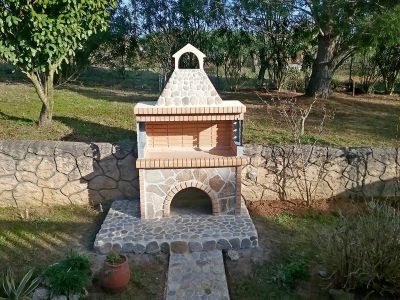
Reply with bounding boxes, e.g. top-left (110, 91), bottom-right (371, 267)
top-left (94, 199), bottom-right (258, 254)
